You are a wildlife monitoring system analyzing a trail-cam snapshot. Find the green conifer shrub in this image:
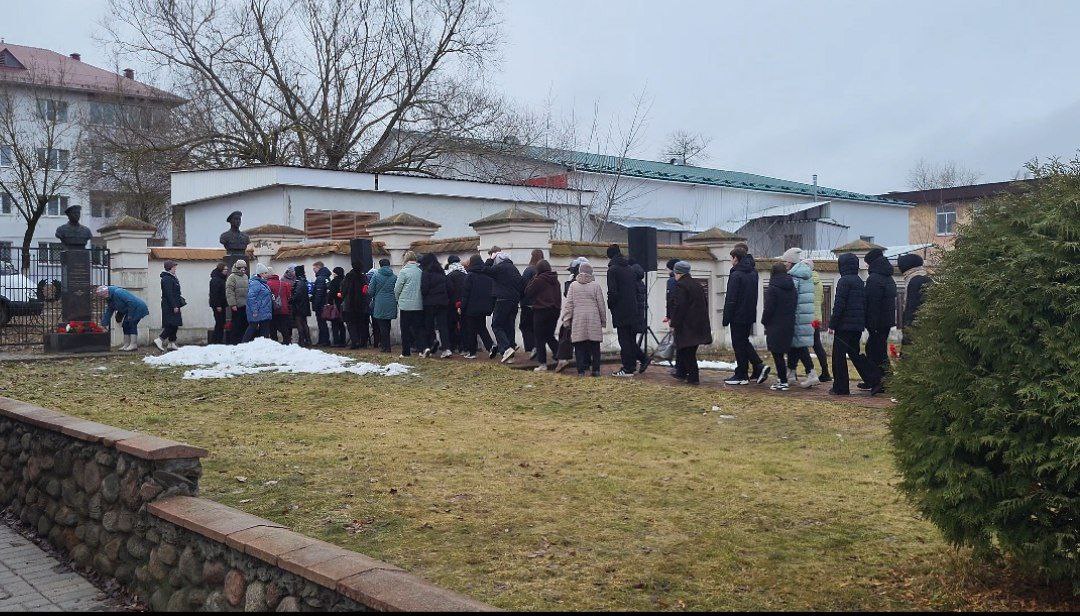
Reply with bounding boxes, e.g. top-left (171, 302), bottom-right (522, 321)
top-left (890, 158), bottom-right (1080, 583)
